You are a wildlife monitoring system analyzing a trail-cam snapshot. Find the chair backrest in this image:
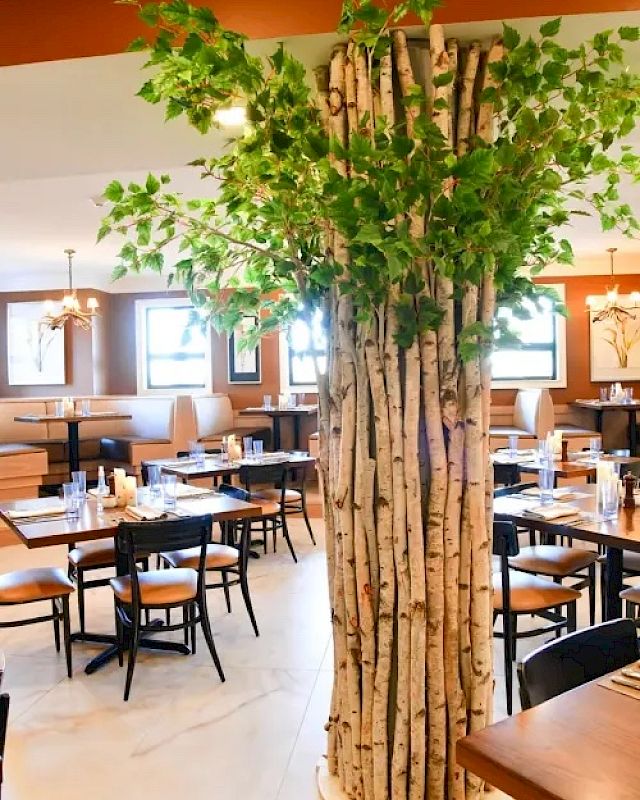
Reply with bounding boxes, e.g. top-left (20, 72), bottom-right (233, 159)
top-left (217, 483), bottom-right (251, 502)
top-left (239, 463), bottom-right (288, 495)
top-left (518, 619), bottom-right (640, 710)
top-left (514, 389), bottom-right (554, 438)
top-left (493, 520), bottom-right (520, 560)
